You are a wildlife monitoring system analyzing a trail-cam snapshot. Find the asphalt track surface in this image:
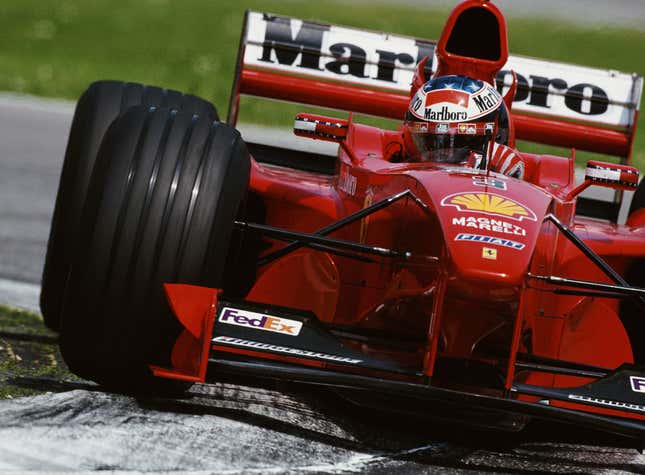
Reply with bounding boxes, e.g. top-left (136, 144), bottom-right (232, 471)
top-left (0, 95), bottom-right (644, 472)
